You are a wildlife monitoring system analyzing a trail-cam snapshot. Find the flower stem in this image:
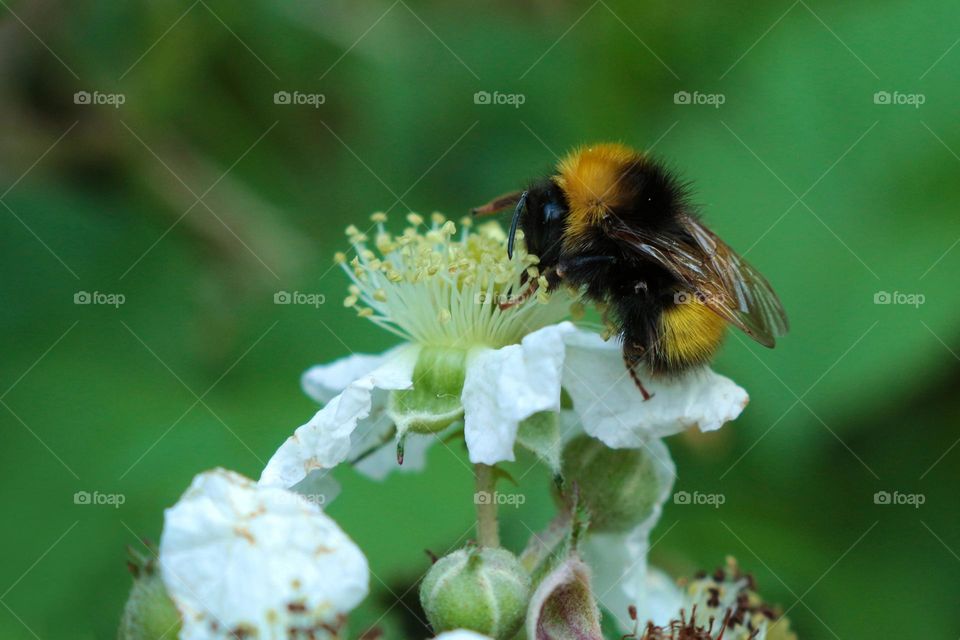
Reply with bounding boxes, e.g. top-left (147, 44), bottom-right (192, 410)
top-left (474, 463), bottom-right (499, 547)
